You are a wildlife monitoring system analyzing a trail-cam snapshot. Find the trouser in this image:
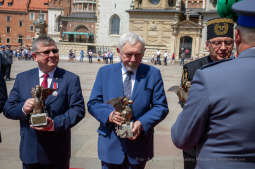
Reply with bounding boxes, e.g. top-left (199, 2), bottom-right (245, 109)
top-left (23, 161), bottom-right (69, 169)
top-left (89, 56), bottom-right (92, 63)
top-left (156, 56), bottom-right (161, 65)
top-left (5, 64), bottom-right (11, 79)
top-left (1, 64), bottom-right (7, 79)
top-left (183, 148), bottom-right (196, 169)
top-left (101, 156), bottom-right (146, 169)
top-left (164, 58), bottom-right (167, 65)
